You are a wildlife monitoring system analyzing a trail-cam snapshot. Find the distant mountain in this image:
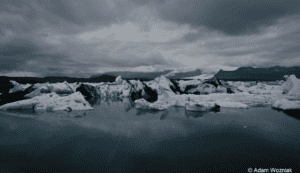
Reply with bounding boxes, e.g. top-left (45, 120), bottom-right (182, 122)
top-left (90, 69), bottom-right (204, 80)
top-left (90, 70), bottom-right (173, 80)
top-left (89, 74), bottom-right (116, 82)
top-left (166, 69), bottom-right (203, 79)
top-left (0, 75), bottom-right (117, 86)
top-left (214, 66), bottom-right (300, 81)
